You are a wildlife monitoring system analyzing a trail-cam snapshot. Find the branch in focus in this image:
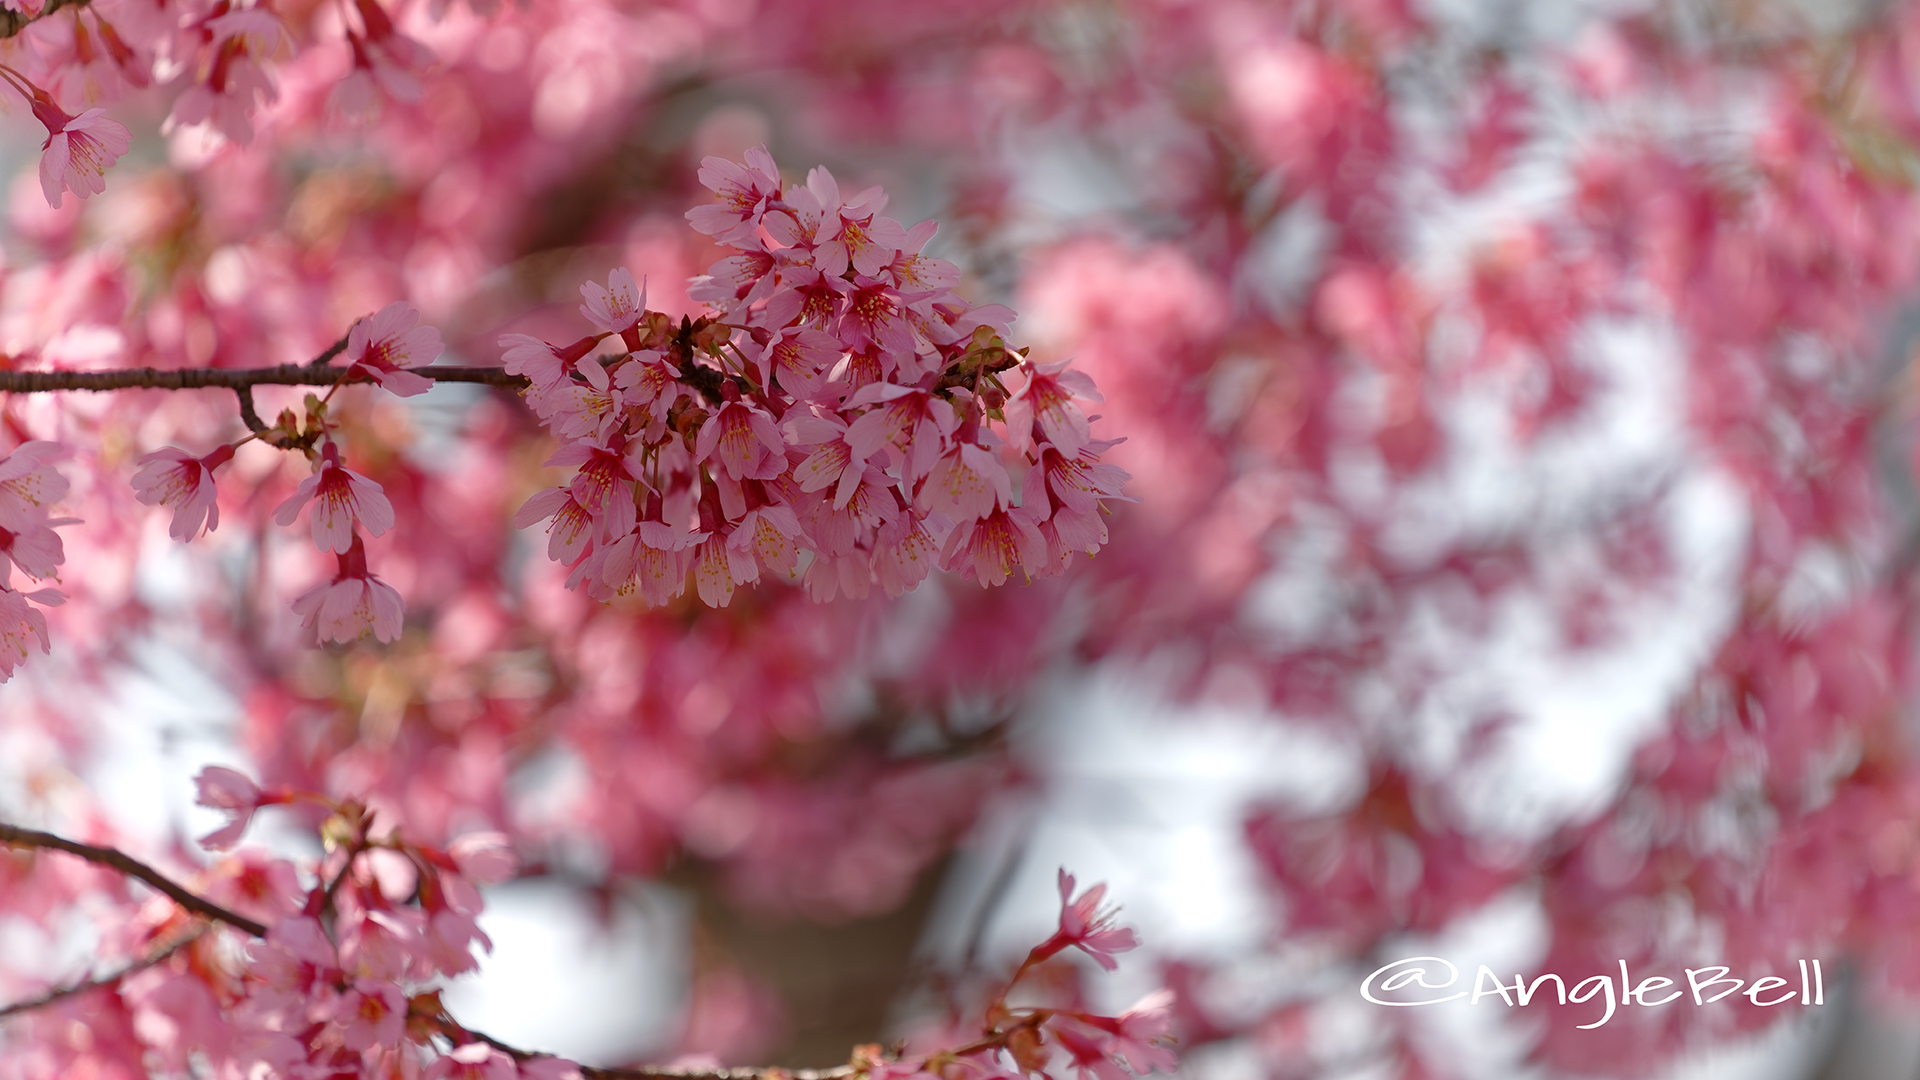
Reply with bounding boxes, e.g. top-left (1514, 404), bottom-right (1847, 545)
top-left (0, 365), bottom-right (529, 394)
